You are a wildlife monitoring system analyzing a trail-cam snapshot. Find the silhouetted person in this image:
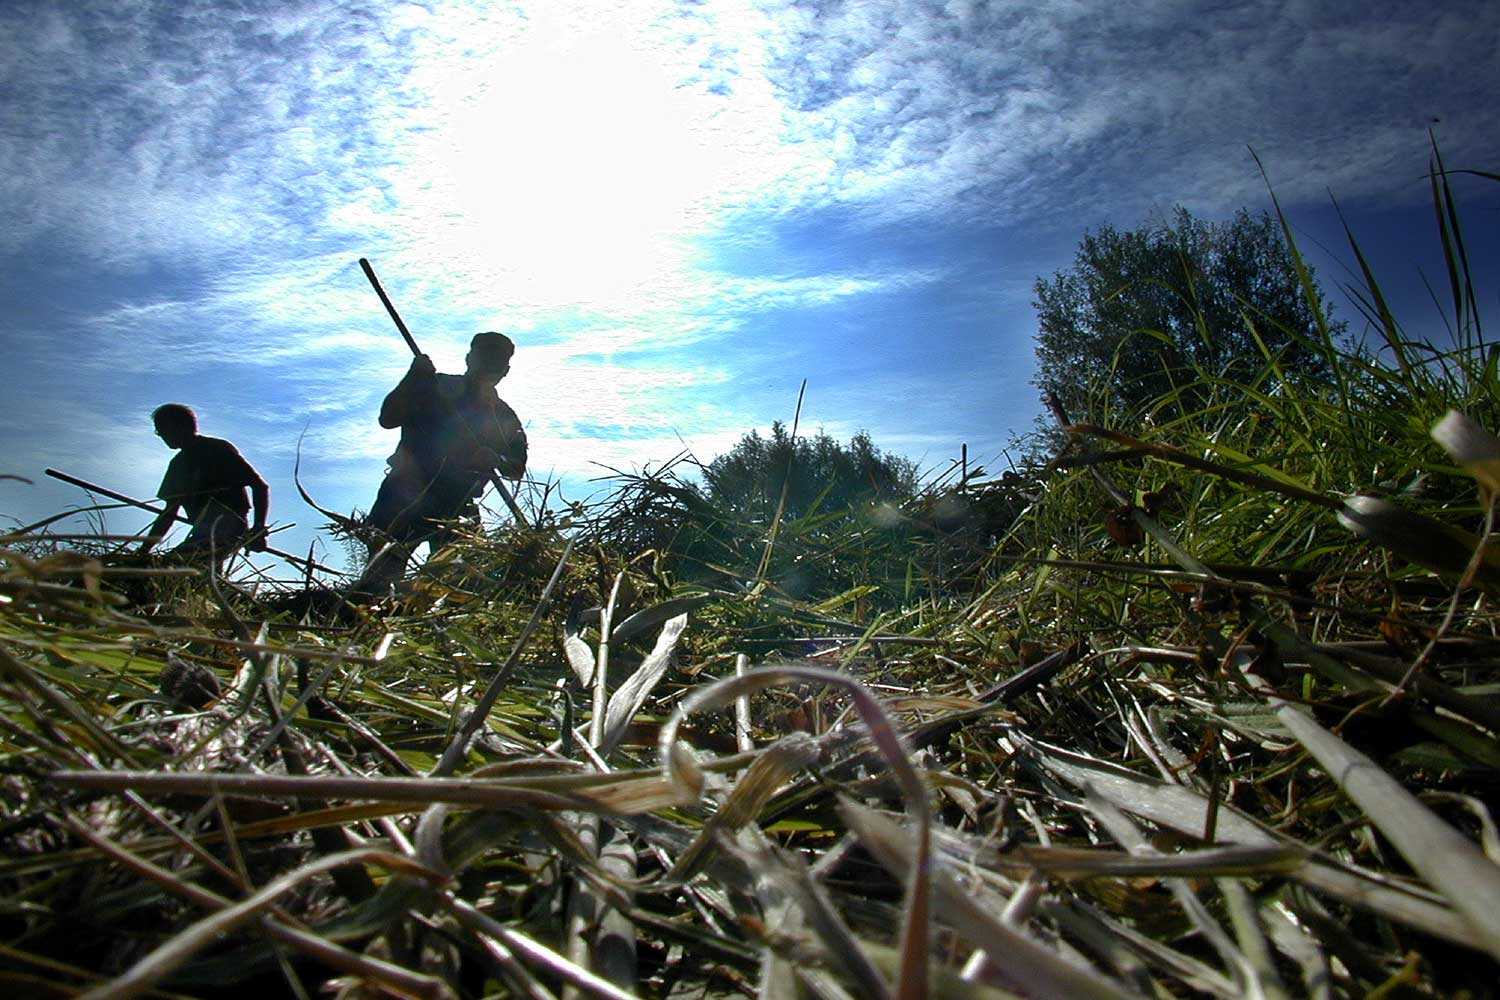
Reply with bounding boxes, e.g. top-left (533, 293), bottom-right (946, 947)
top-left (358, 332), bottom-right (527, 591)
top-left (140, 403), bottom-right (269, 567)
